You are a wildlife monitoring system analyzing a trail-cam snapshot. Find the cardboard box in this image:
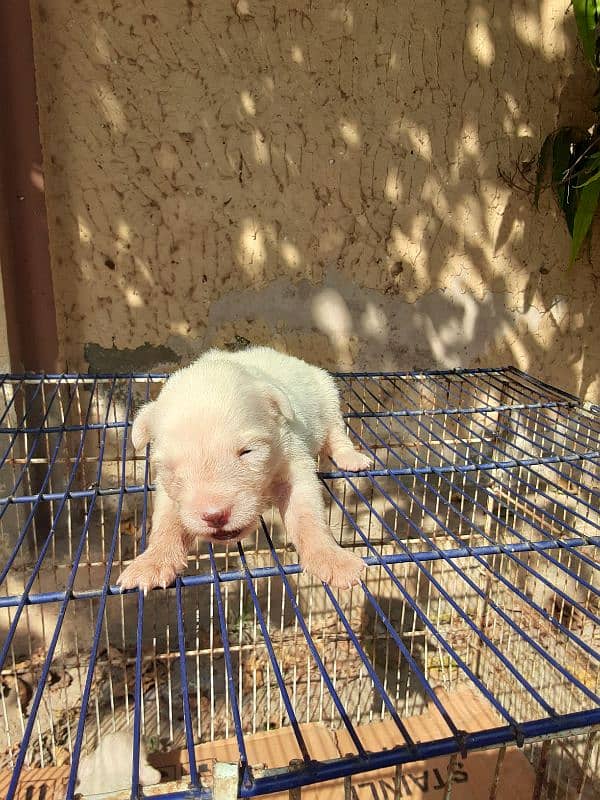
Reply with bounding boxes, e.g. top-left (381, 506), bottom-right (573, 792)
top-left (0, 763), bottom-right (71, 800)
top-left (333, 688), bottom-right (535, 800)
top-left (0, 689), bottom-right (536, 799)
top-left (148, 722), bottom-right (341, 800)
